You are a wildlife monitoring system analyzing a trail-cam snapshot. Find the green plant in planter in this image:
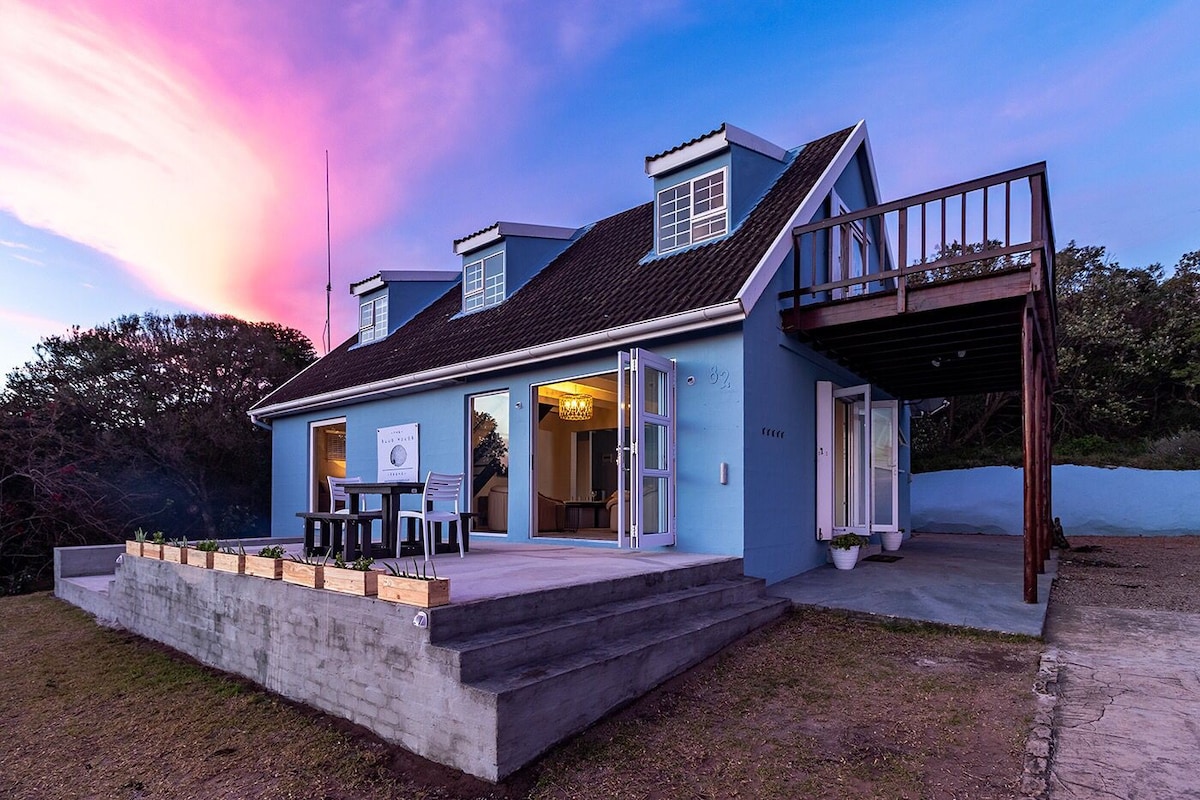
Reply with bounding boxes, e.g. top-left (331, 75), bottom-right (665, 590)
top-left (289, 551), bottom-right (329, 566)
top-left (333, 552), bottom-right (374, 572)
top-left (383, 558), bottom-right (438, 581)
top-left (220, 542), bottom-right (247, 556)
top-left (830, 533), bottom-right (867, 550)
top-left (196, 539), bottom-right (220, 553)
top-left (257, 545), bottom-right (286, 559)
top-left (149, 531), bottom-right (166, 545)
top-left (132, 528), bottom-right (148, 543)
